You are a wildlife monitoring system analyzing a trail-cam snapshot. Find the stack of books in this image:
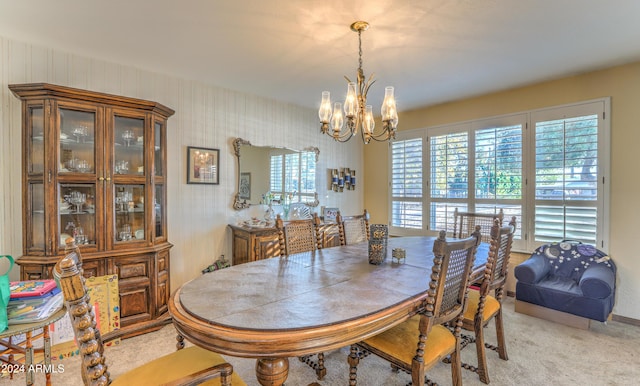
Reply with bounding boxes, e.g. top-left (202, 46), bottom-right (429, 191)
top-left (7, 280), bottom-right (64, 324)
